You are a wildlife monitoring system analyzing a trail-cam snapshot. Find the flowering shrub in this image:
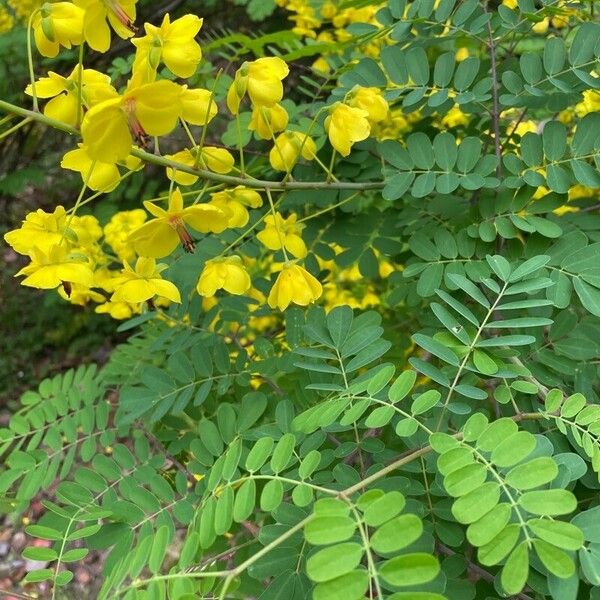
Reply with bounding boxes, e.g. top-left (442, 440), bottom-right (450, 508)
top-left (1, 0), bottom-right (600, 598)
